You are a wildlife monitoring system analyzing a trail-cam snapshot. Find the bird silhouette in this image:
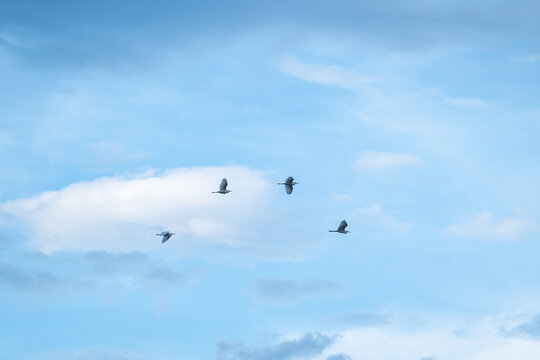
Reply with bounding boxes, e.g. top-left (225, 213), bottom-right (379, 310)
top-left (329, 220), bottom-right (350, 234)
top-left (156, 231), bottom-right (175, 243)
top-left (277, 176), bottom-right (298, 195)
top-left (212, 178), bottom-right (231, 194)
